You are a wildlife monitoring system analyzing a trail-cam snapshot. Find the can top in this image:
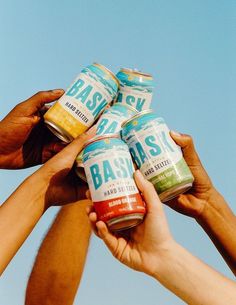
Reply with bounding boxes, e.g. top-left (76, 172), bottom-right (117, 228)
top-left (83, 133), bottom-right (120, 149)
top-left (94, 63), bottom-right (120, 87)
top-left (121, 109), bottom-right (153, 128)
top-left (111, 103), bottom-right (139, 114)
top-left (120, 68), bottom-right (152, 79)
